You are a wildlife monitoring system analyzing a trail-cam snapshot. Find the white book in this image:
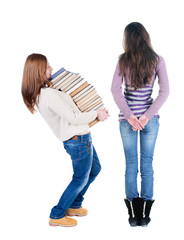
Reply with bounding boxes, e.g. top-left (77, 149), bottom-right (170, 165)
top-left (73, 85), bottom-right (93, 101)
top-left (66, 79), bottom-right (87, 95)
top-left (57, 73), bottom-right (80, 90)
top-left (51, 70), bottom-right (68, 85)
top-left (53, 72), bottom-right (73, 89)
